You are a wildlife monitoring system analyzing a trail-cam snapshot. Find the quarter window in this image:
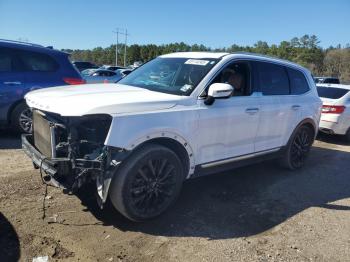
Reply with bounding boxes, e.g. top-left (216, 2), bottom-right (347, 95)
top-left (256, 62), bottom-right (289, 95)
top-left (18, 51), bottom-right (58, 72)
top-left (287, 68), bottom-right (310, 95)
